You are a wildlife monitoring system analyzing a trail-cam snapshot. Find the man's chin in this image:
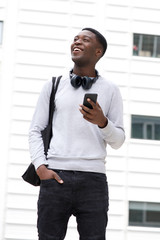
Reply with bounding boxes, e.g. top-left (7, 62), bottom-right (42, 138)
top-left (71, 56), bottom-right (85, 66)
